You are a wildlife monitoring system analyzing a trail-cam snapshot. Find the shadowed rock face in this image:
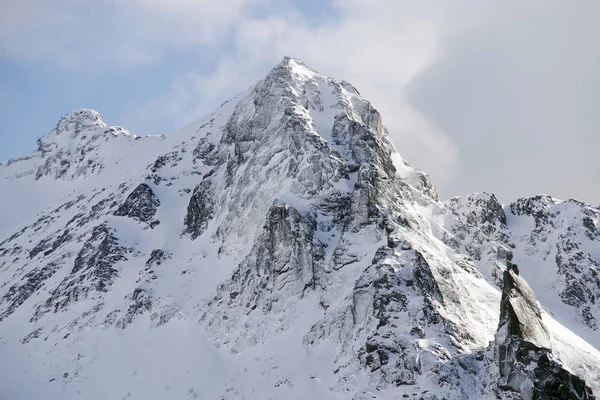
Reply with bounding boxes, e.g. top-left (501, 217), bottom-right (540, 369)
top-left (210, 200), bottom-right (321, 304)
top-left (447, 192), bottom-right (507, 237)
top-left (32, 224), bottom-right (129, 321)
top-left (114, 183), bottom-right (160, 225)
top-left (497, 261), bottom-right (595, 399)
top-left (199, 200), bottom-right (325, 351)
top-left (183, 180), bottom-right (213, 240)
